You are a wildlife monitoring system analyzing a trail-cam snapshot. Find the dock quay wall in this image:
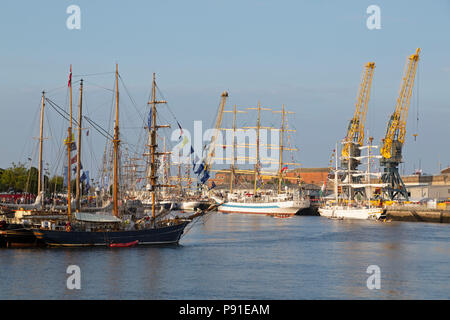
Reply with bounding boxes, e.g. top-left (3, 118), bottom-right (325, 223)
top-left (300, 202), bottom-right (450, 223)
top-left (386, 206), bottom-right (450, 223)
